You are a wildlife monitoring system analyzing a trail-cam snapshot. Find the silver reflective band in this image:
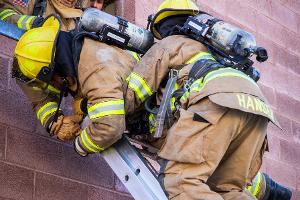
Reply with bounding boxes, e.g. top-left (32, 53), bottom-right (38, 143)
top-left (88, 103), bottom-right (124, 119)
top-left (75, 137), bottom-right (88, 156)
